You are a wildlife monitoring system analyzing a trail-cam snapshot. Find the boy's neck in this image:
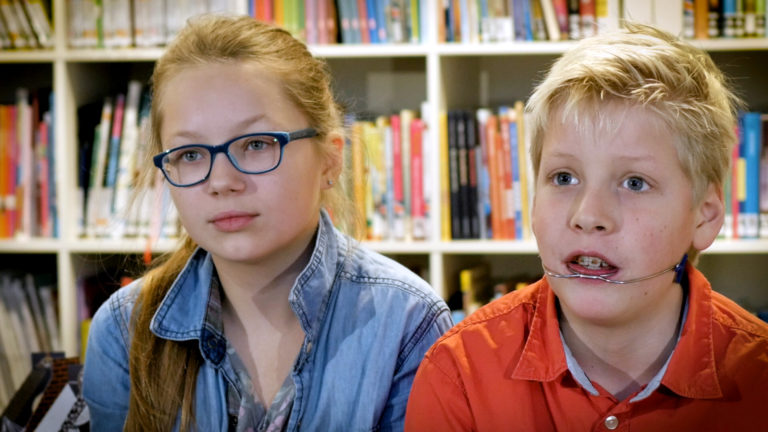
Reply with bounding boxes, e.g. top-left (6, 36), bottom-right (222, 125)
top-left (558, 286), bottom-right (685, 401)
